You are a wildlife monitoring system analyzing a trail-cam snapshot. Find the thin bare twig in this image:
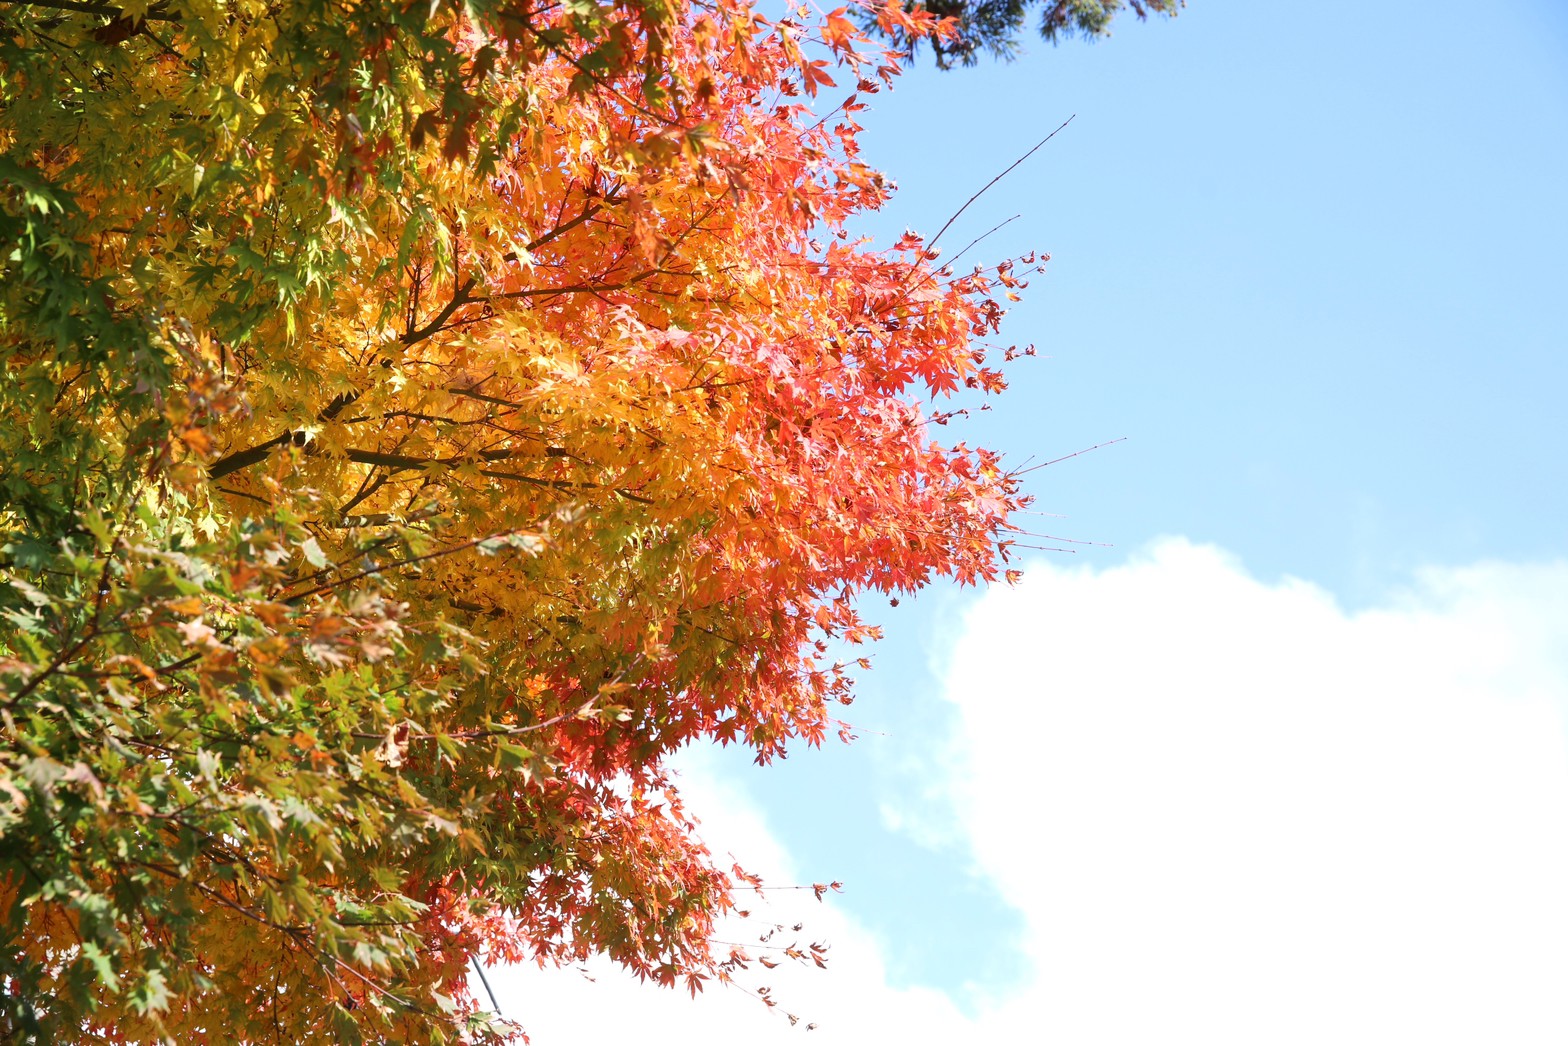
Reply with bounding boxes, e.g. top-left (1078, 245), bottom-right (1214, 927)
top-left (1012, 436), bottom-right (1126, 477)
top-left (927, 116), bottom-right (1074, 253)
